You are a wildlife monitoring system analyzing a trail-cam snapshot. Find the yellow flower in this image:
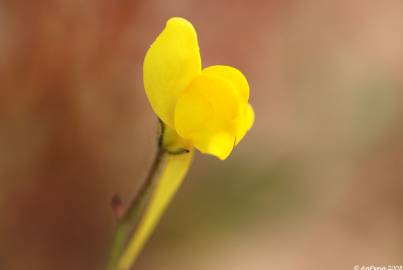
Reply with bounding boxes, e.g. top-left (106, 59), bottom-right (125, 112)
top-left (144, 17), bottom-right (254, 160)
